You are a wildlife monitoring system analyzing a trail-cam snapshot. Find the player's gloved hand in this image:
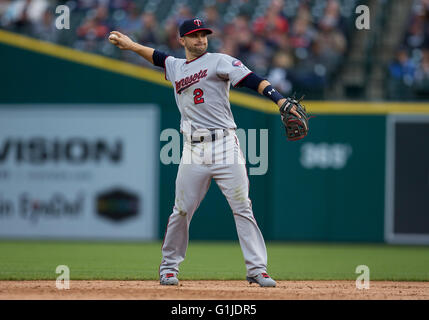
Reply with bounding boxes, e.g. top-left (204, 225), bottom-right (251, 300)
top-left (279, 96), bottom-right (310, 141)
